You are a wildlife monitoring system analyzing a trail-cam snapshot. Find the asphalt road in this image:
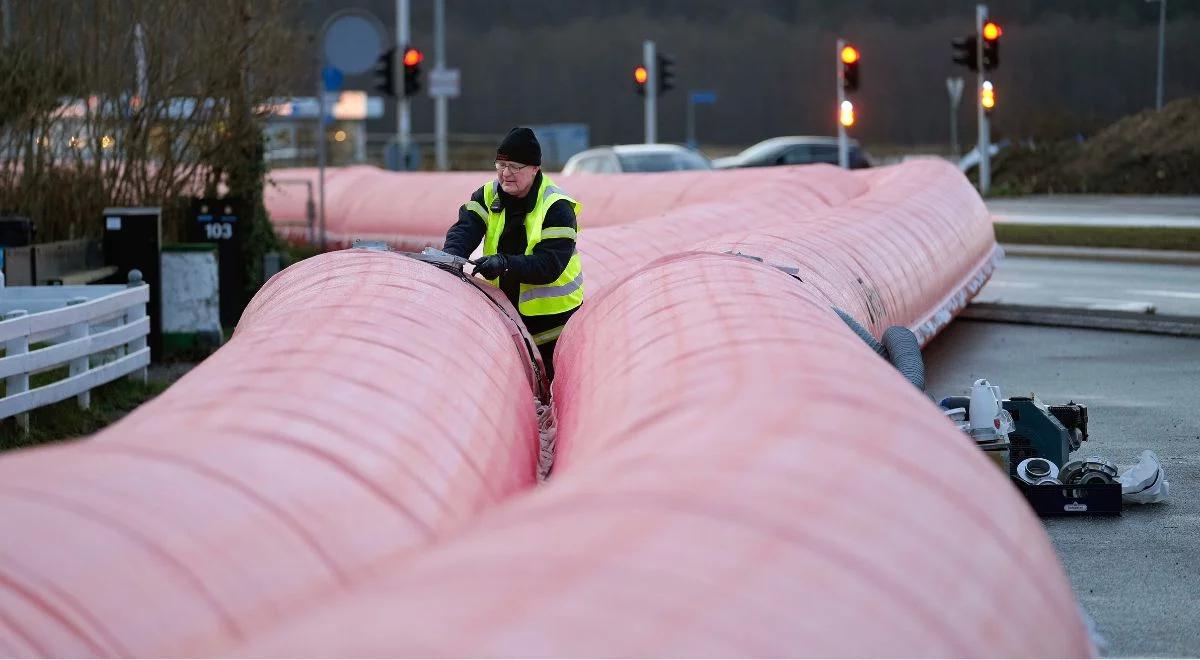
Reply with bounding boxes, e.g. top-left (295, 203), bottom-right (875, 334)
top-left (924, 320), bottom-right (1200, 658)
top-left (988, 196), bottom-right (1200, 228)
top-left (979, 255), bottom-right (1200, 316)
